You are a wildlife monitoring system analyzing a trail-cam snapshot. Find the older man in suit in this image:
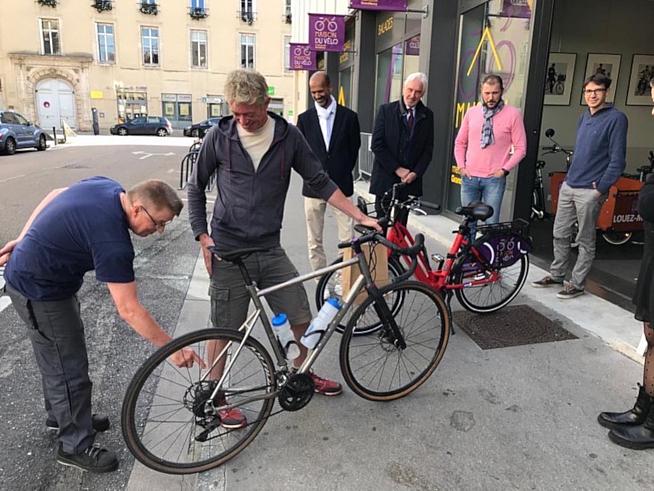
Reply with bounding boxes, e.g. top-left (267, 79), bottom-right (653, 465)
top-left (370, 72), bottom-right (434, 225)
top-left (297, 71), bottom-right (361, 271)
